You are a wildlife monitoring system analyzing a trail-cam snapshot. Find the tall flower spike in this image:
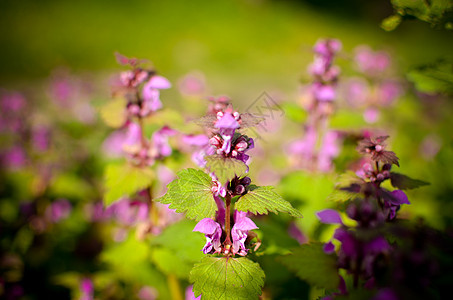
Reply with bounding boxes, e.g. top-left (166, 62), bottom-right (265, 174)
top-left (193, 218), bottom-right (222, 254)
